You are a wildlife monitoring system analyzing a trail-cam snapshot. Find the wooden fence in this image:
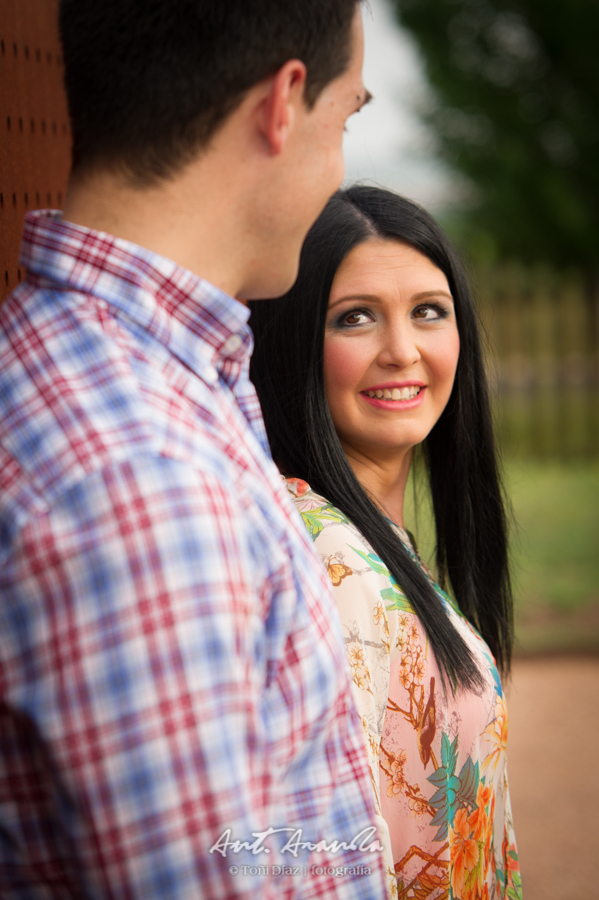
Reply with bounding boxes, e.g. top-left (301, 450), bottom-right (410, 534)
top-left (475, 263), bottom-right (599, 459)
